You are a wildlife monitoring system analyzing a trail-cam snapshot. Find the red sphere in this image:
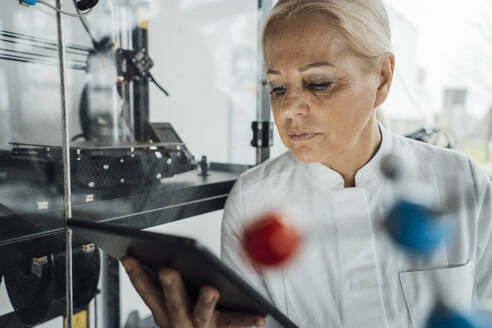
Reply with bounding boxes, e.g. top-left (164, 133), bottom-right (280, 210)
top-left (242, 212), bottom-right (302, 267)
